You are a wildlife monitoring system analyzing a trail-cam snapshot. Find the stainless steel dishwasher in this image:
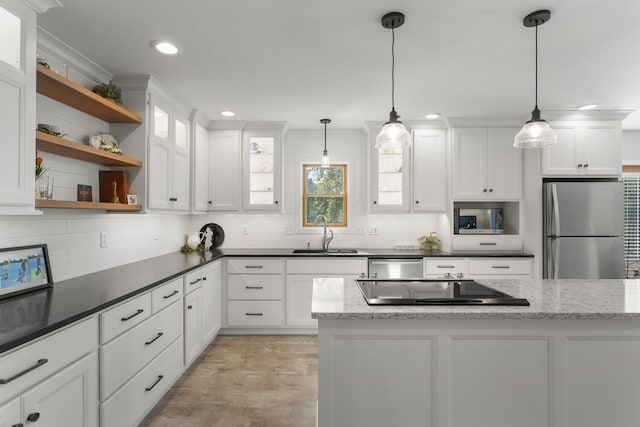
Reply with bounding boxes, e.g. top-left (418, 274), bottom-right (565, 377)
top-left (368, 258), bottom-right (424, 279)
